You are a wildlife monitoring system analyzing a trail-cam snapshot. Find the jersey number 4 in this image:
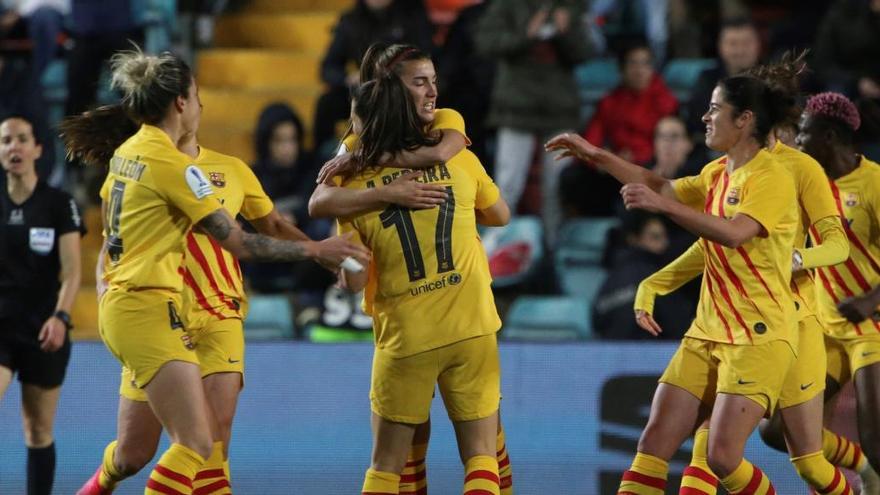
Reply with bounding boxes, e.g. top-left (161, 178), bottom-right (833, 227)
top-left (379, 186), bottom-right (455, 282)
top-left (106, 180), bottom-right (126, 263)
